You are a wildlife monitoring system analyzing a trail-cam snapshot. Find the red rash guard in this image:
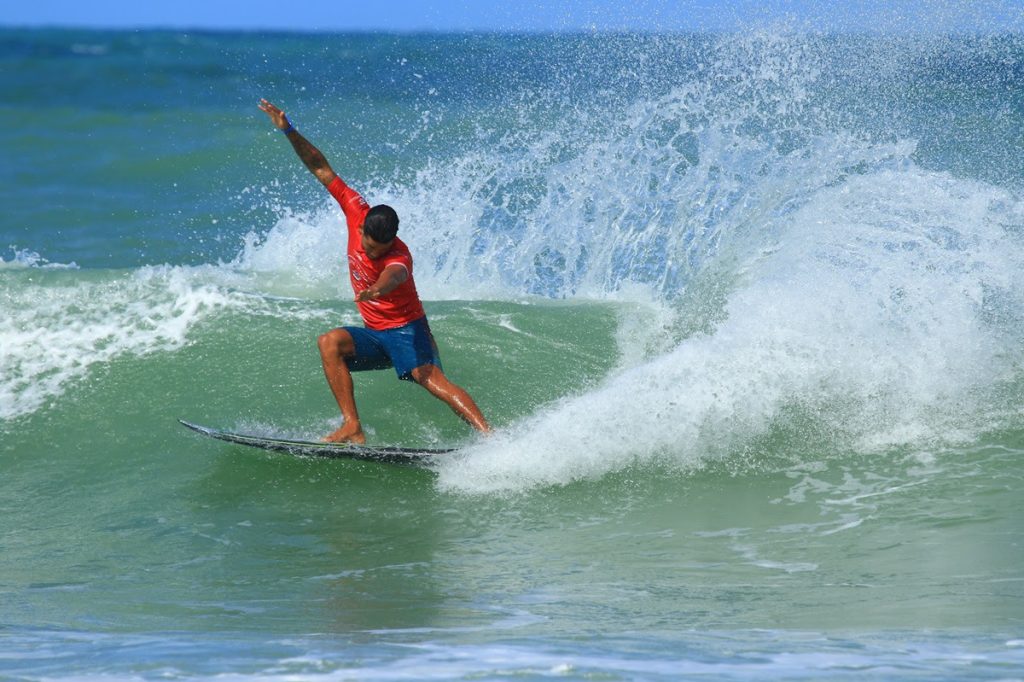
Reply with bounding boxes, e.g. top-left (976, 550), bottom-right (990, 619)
top-left (327, 176), bottom-right (426, 330)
